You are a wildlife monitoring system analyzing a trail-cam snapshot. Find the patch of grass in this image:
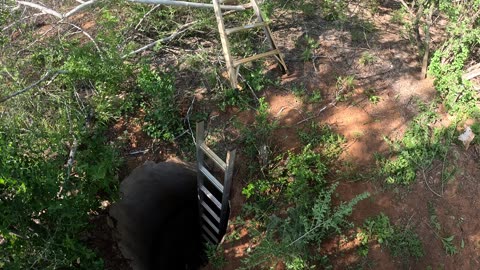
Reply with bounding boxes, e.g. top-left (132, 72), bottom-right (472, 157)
top-left (358, 213), bottom-right (424, 260)
top-left (359, 52), bottom-right (376, 66)
top-left (321, 0), bottom-right (348, 21)
top-left (349, 18), bottom-right (377, 44)
top-left (219, 88), bottom-right (251, 111)
top-left (291, 84), bottom-right (322, 103)
top-left (243, 65), bottom-right (272, 92)
top-left (206, 243), bottom-right (227, 269)
top-left (365, 88), bottom-right (380, 104)
top-left (428, 201), bottom-right (442, 231)
top-left (301, 35), bottom-right (319, 62)
top-left (309, 90), bottom-right (323, 103)
top-left (297, 122), bottom-right (346, 160)
top-left (390, 7), bottom-right (407, 25)
top-left (470, 122), bottom-right (480, 144)
top-left (428, 202), bottom-right (459, 256)
top-left (336, 75), bottom-right (356, 101)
